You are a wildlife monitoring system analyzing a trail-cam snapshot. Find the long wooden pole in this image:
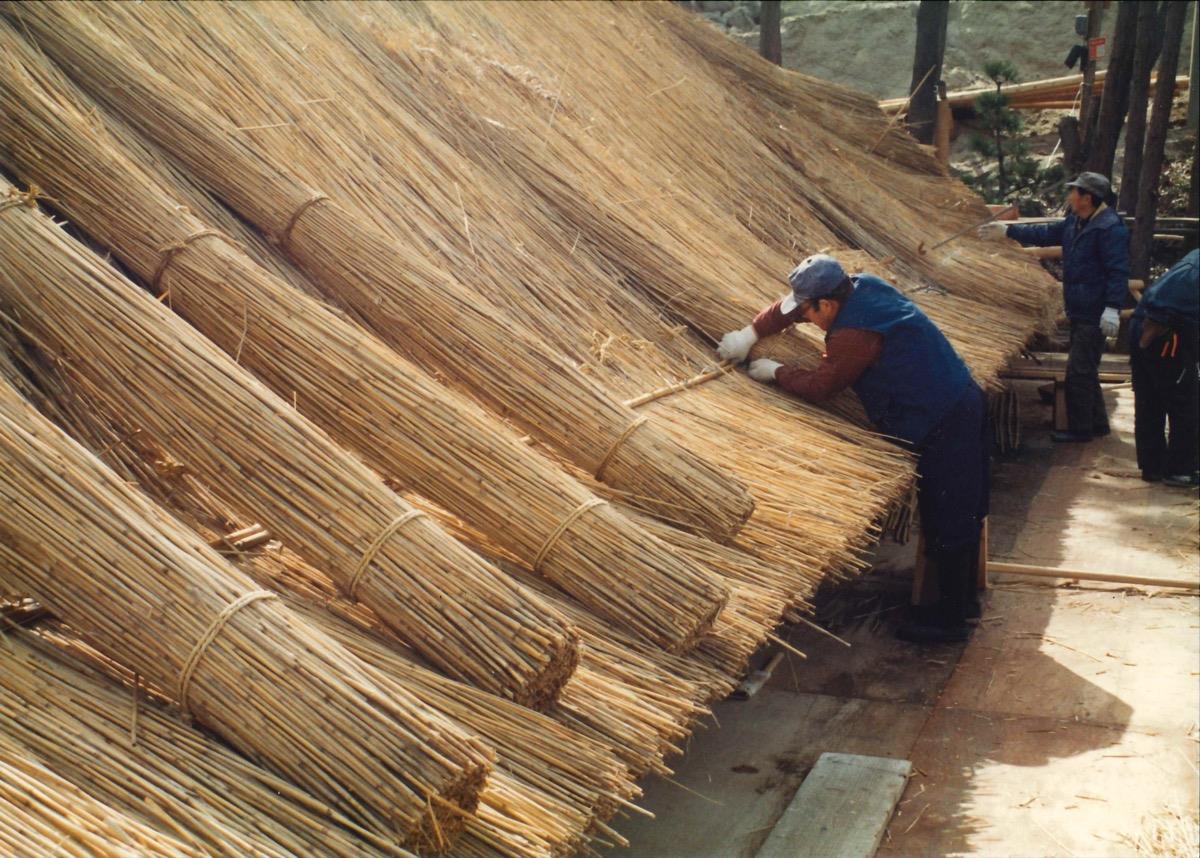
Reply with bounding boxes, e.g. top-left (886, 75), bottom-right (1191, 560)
top-left (988, 560), bottom-right (1199, 592)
